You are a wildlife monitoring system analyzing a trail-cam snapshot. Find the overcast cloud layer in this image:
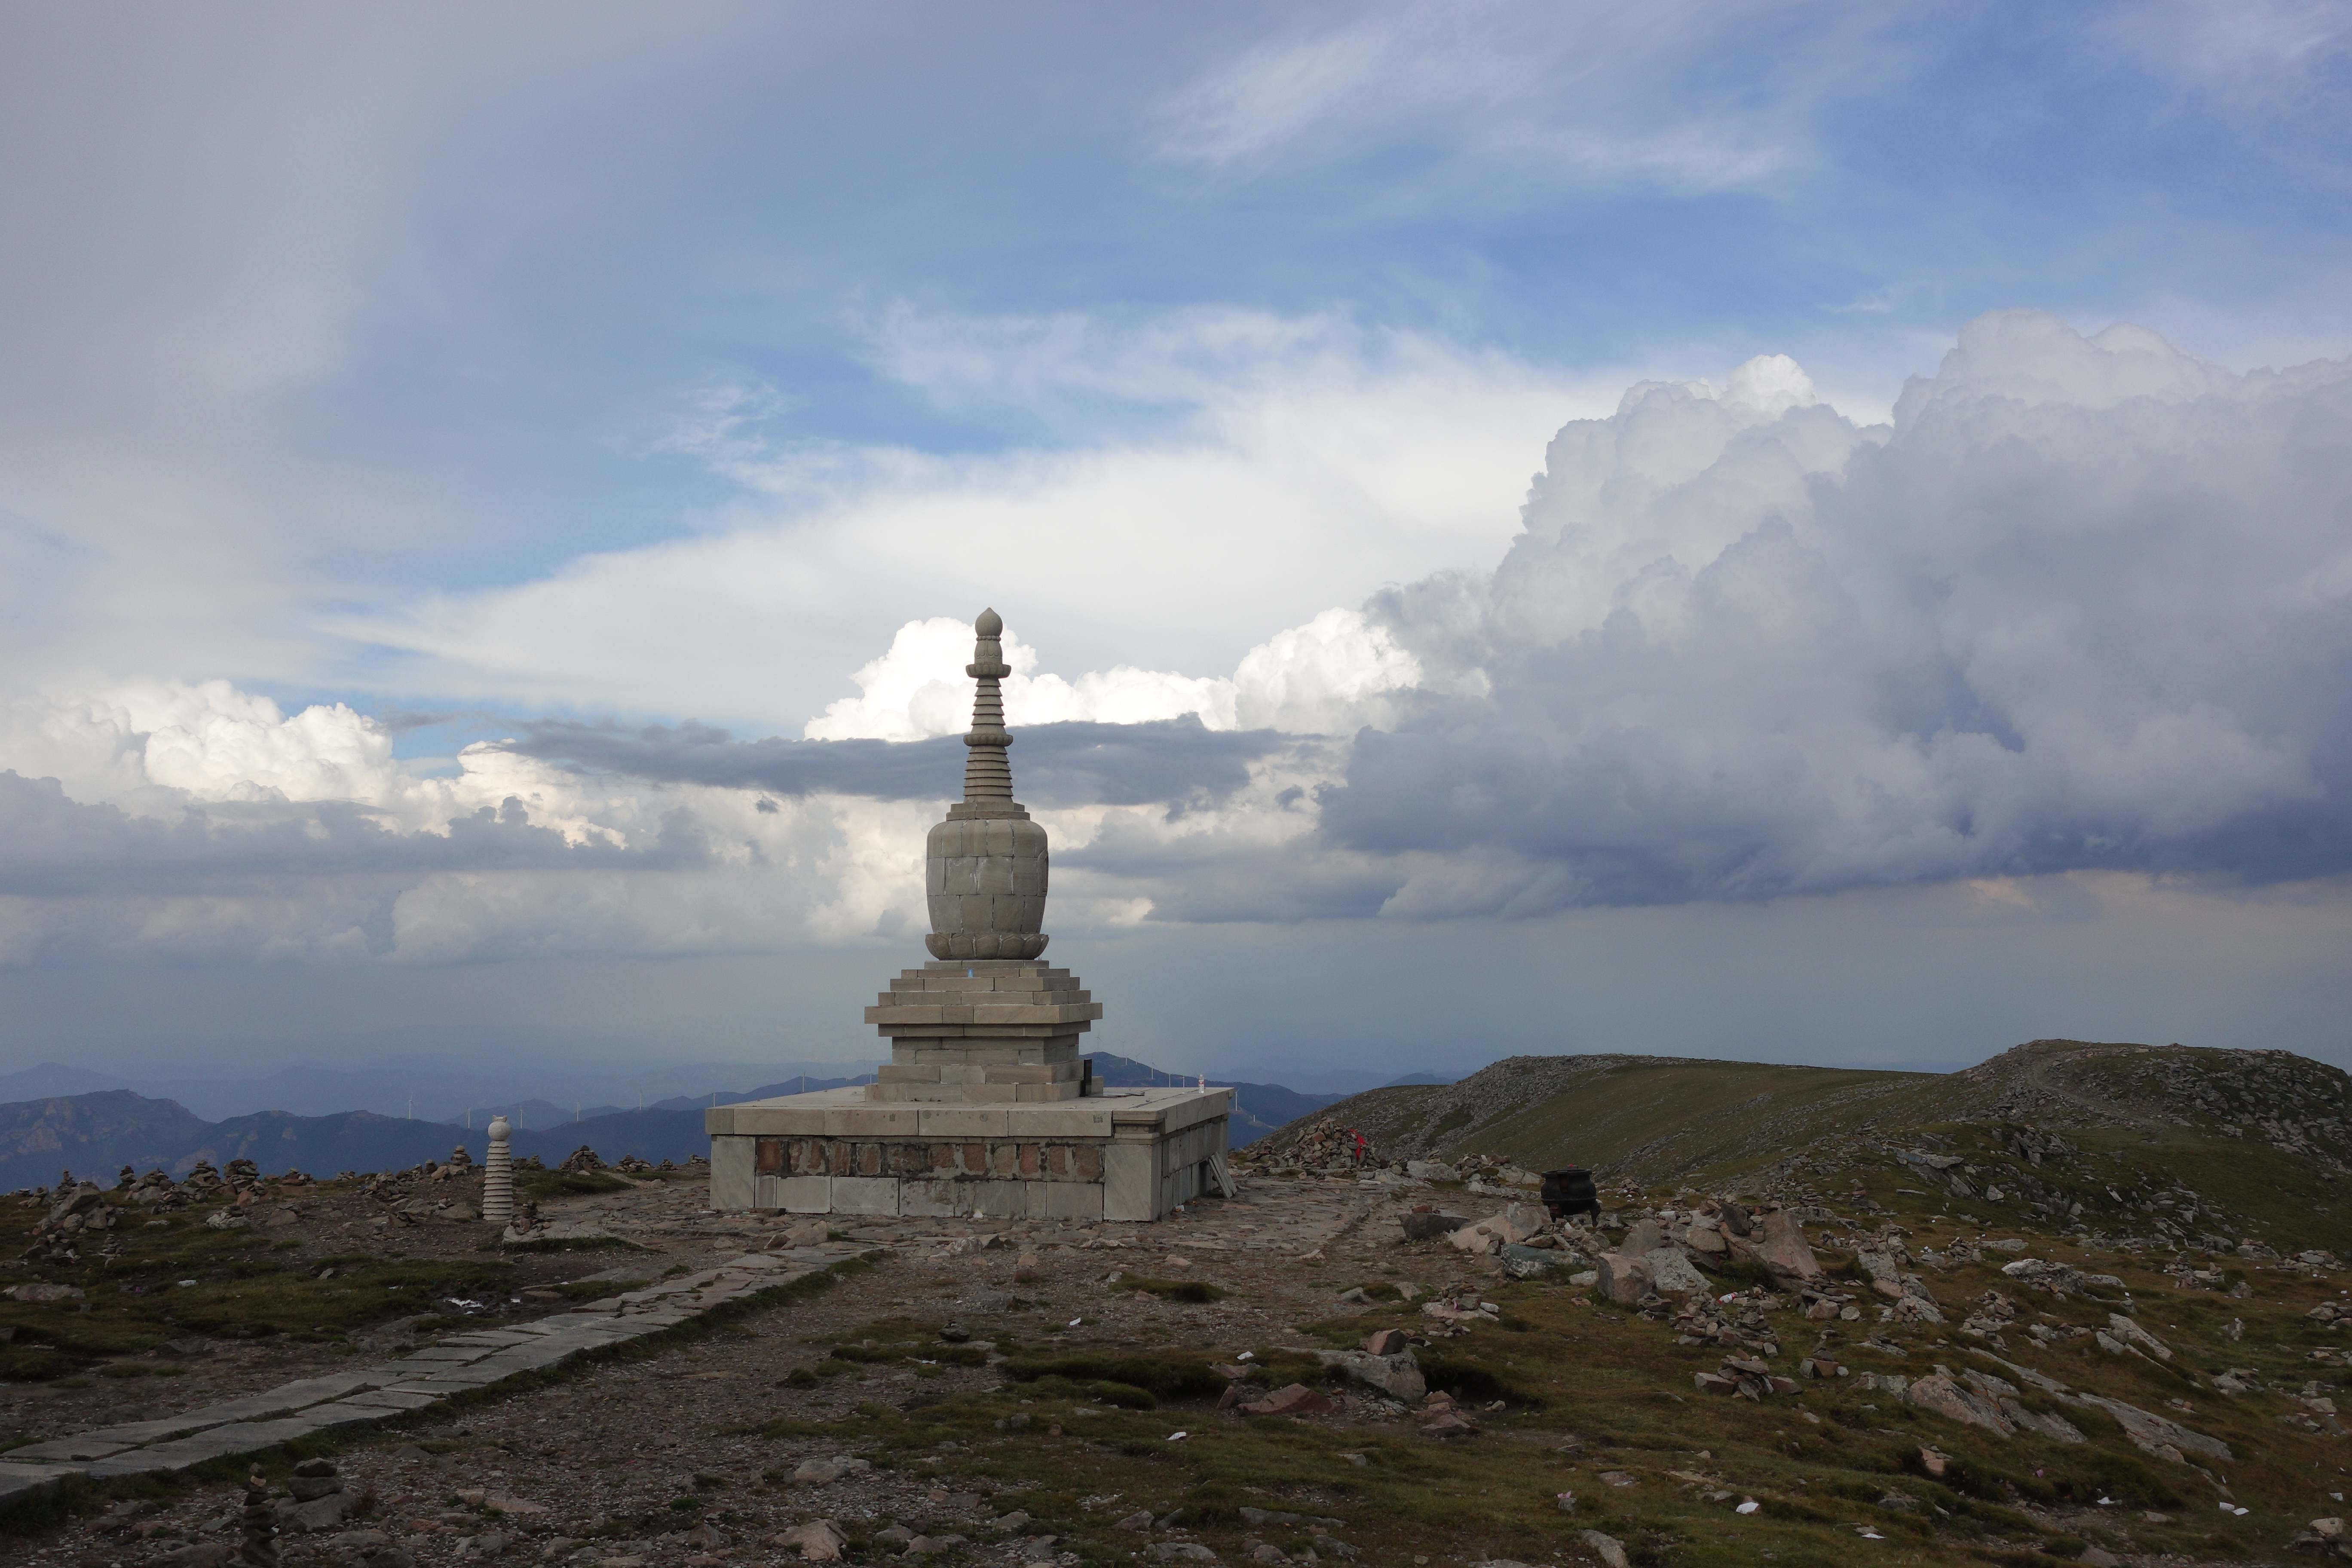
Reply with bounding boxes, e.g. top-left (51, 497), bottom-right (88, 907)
top-left (2, 3), bottom-right (2348, 1075)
